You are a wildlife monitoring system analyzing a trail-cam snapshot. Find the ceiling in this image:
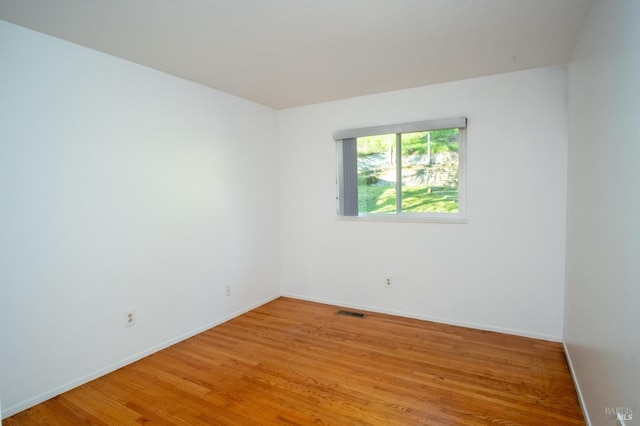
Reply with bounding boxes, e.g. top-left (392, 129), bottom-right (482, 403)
top-left (0, 0), bottom-right (593, 109)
